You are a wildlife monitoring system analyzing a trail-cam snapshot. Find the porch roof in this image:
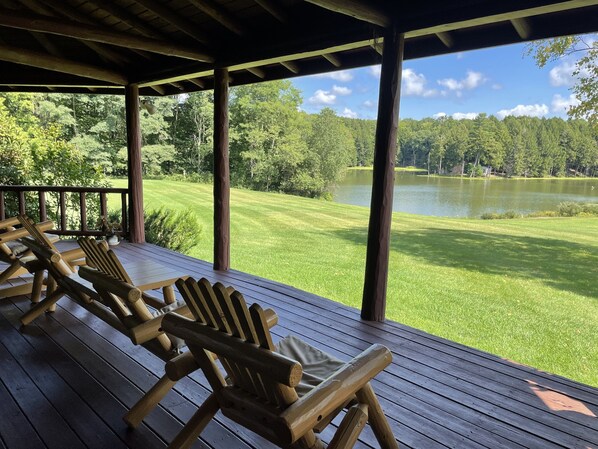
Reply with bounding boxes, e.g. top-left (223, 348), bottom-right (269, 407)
top-left (0, 0), bottom-right (597, 95)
